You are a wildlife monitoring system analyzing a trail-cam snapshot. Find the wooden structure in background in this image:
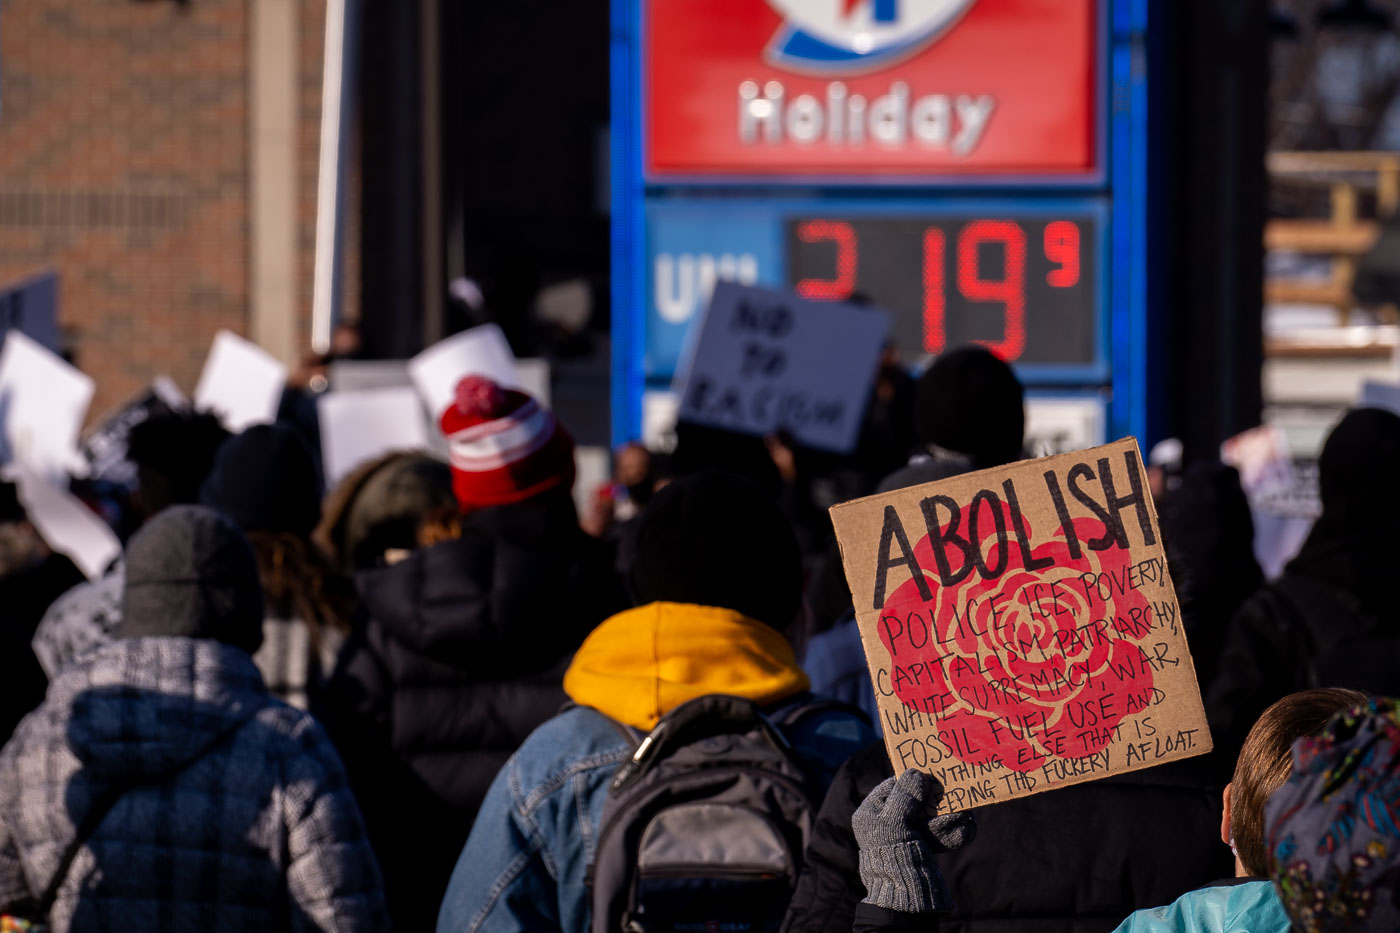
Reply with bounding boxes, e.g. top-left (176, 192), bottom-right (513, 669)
top-left (1266, 151), bottom-right (1400, 323)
